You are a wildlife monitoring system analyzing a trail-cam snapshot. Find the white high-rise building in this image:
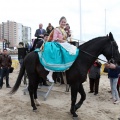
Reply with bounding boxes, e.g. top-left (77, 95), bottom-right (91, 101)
top-left (0, 24), bottom-right (2, 39)
top-left (22, 26), bottom-right (31, 46)
top-left (27, 27), bottom-right (31, 42)
top-left (0, 20), bottom-right (31, 47)
top-left (2, 21), bottom-right (18, 47)
top-left (17, 23), bottom-right (23, 45)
